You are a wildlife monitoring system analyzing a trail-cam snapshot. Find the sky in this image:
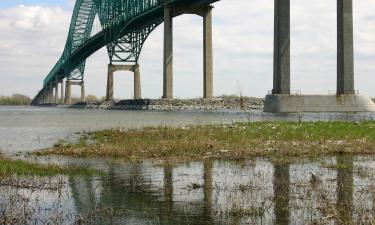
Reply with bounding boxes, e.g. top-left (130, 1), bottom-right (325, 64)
top-left (0, 0), bottom-right (374, 99)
